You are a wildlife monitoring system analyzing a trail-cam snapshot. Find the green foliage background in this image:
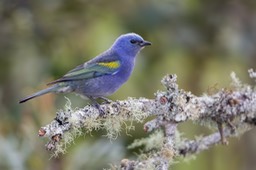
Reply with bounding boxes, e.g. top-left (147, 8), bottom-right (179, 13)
top-left (0, 0), bottom-right (256, 169)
